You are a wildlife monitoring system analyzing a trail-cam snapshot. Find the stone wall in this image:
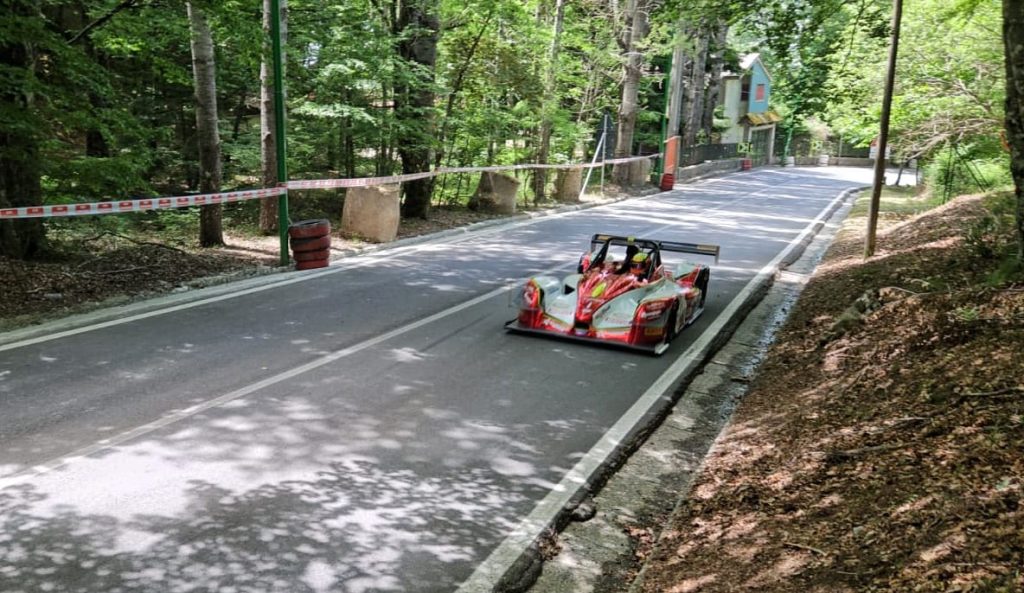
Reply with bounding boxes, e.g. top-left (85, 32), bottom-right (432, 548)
top-left (830, 157), bottom-right (877, 167)
top-left (675, 159), bottom-right (743, 182)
